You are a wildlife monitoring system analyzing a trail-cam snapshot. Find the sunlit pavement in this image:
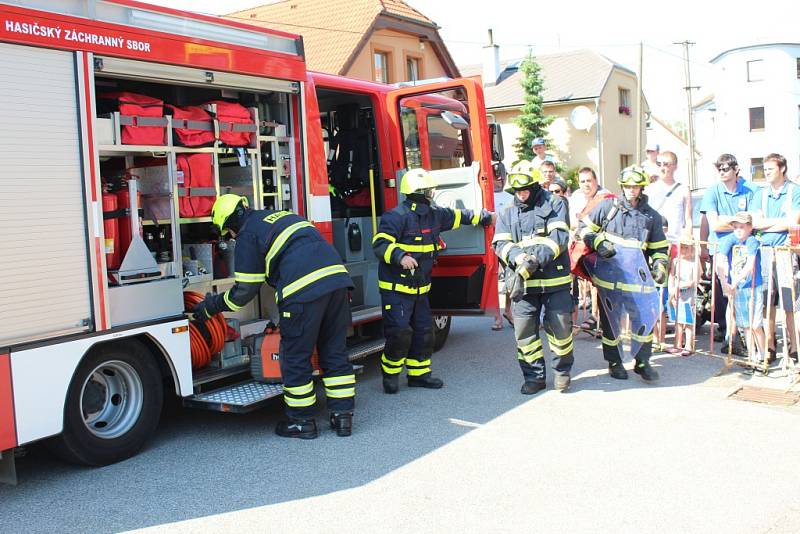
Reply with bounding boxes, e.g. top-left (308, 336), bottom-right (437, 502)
top-left (121, 318), bottom-right (800, 534)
